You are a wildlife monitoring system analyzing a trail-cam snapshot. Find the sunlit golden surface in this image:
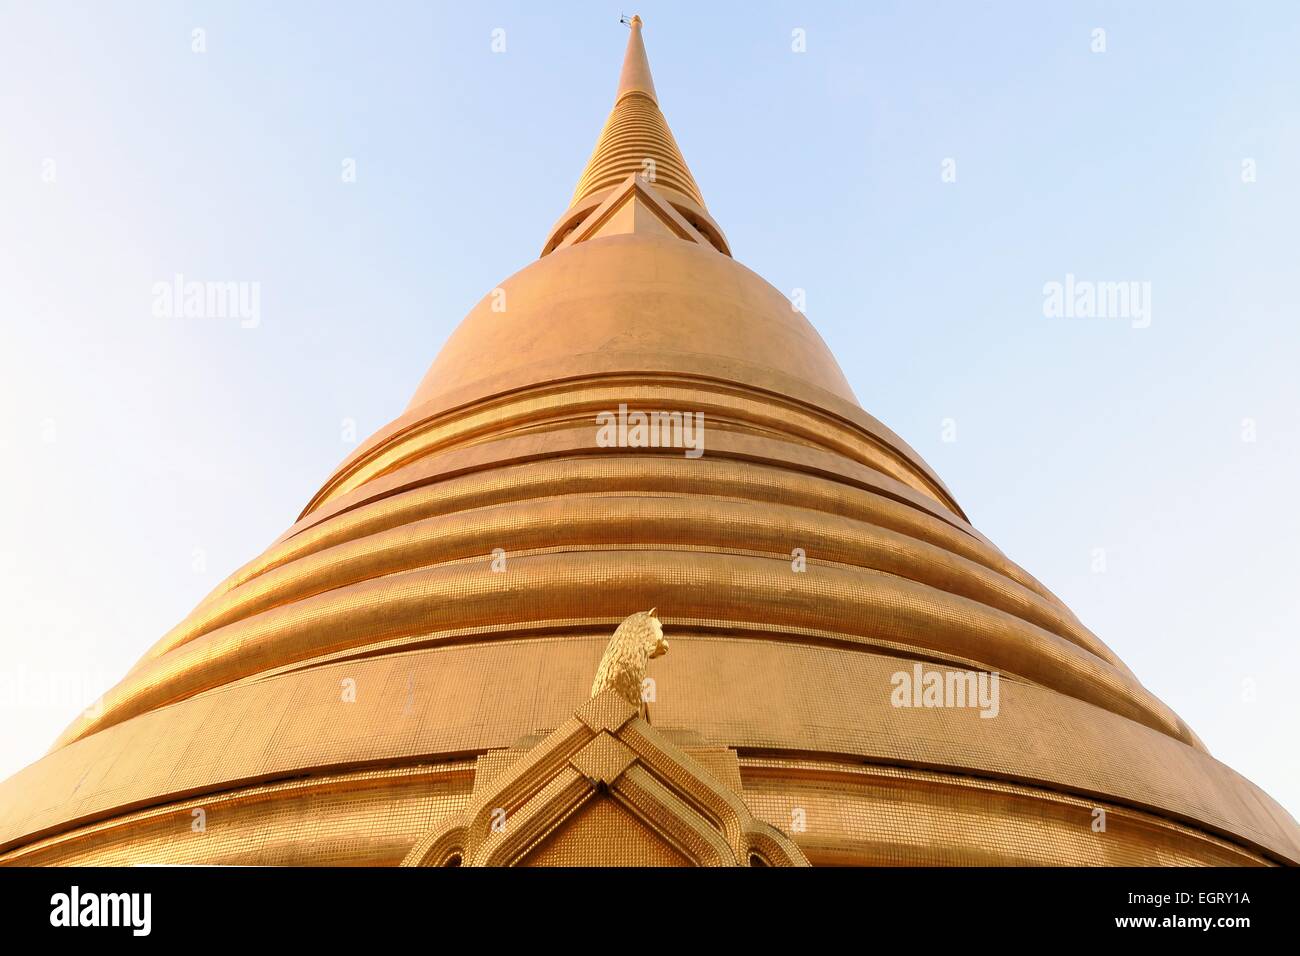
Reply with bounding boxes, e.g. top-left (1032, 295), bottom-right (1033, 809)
top-left (2, 16), bottom-right (1296, 866)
